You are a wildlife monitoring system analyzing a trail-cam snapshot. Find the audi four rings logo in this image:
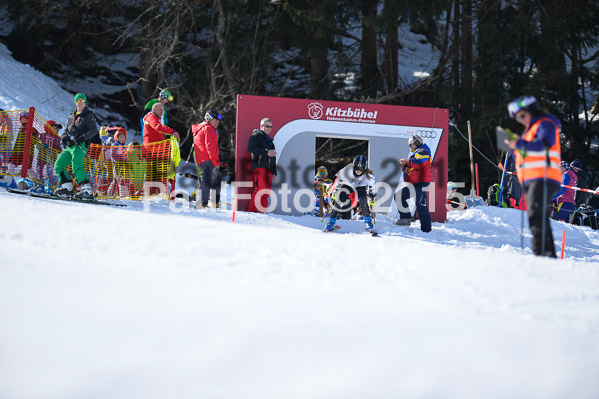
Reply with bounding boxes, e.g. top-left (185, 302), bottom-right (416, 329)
top-left (307, 102), bottom-right (324, 119)
top-left (415, 130), bottom-right (437, 138)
